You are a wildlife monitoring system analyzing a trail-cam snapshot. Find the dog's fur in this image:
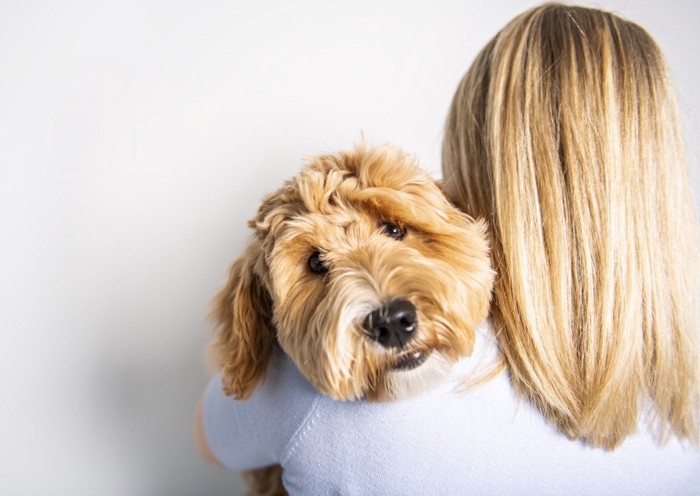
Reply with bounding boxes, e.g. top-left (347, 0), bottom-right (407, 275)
top-left (210, 145), bottom-right (494, 493)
